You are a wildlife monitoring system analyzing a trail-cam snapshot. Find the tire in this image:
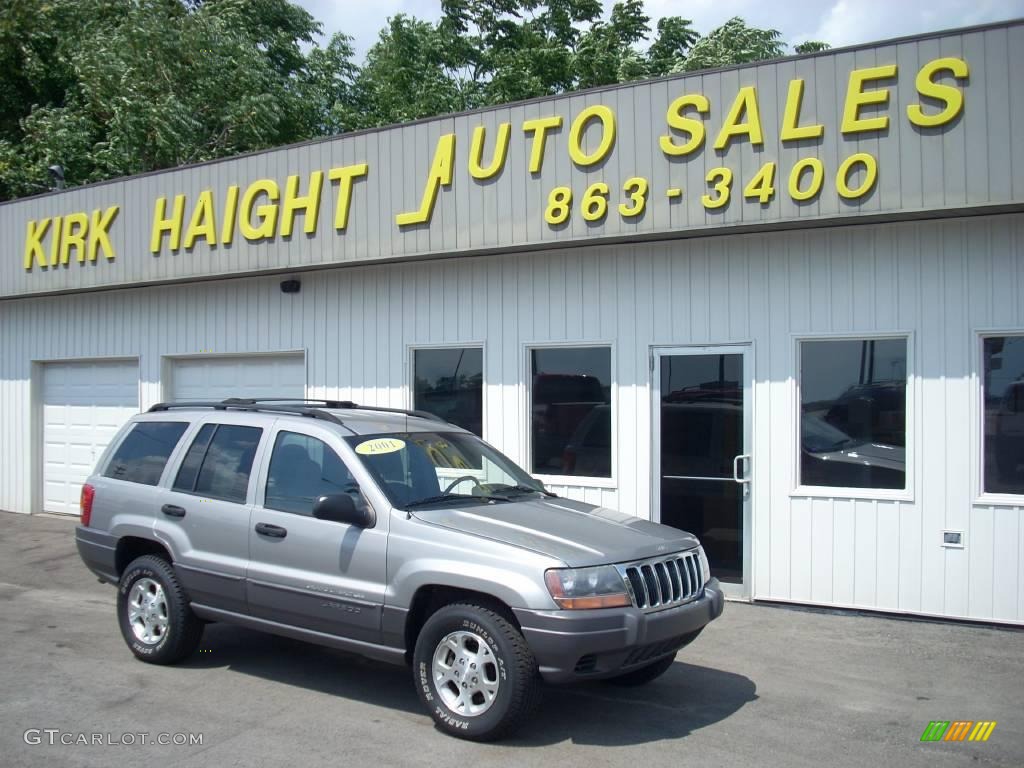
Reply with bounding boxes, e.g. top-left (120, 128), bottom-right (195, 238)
top-left (117, 554), bottom-right (203, 665)
top-left (413, 602), bottom-right (542, 741)
top-left (603, 653), bottom-right (676, 686)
